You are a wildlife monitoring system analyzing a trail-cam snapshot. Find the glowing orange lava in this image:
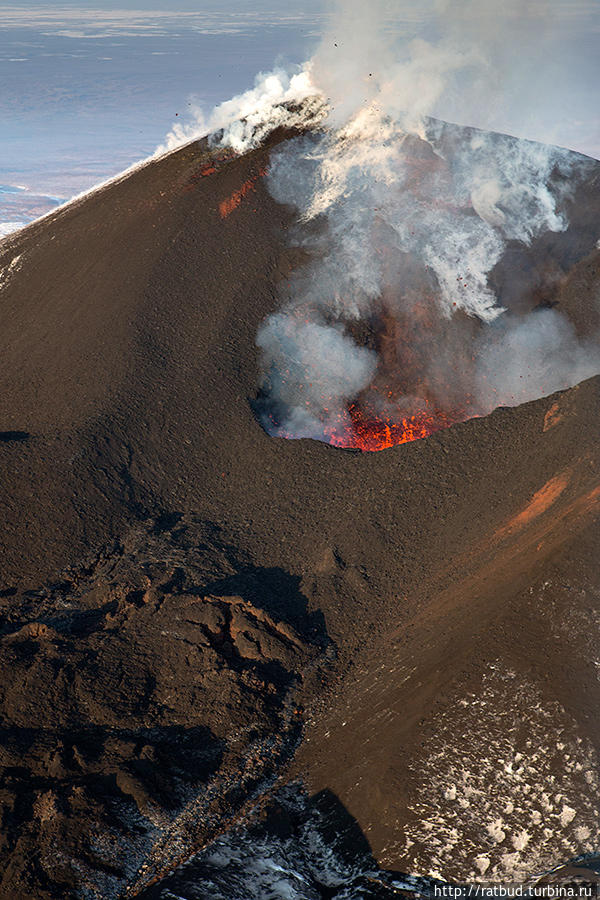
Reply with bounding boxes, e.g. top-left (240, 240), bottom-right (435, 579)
top-left (328, 404), bottom-right (464, 452)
